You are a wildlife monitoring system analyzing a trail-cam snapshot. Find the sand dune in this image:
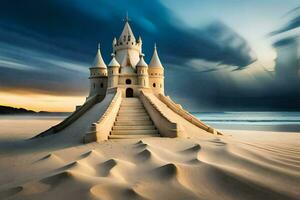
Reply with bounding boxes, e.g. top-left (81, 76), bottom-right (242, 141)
top-left (0, 131), bottom-right (299, 200)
